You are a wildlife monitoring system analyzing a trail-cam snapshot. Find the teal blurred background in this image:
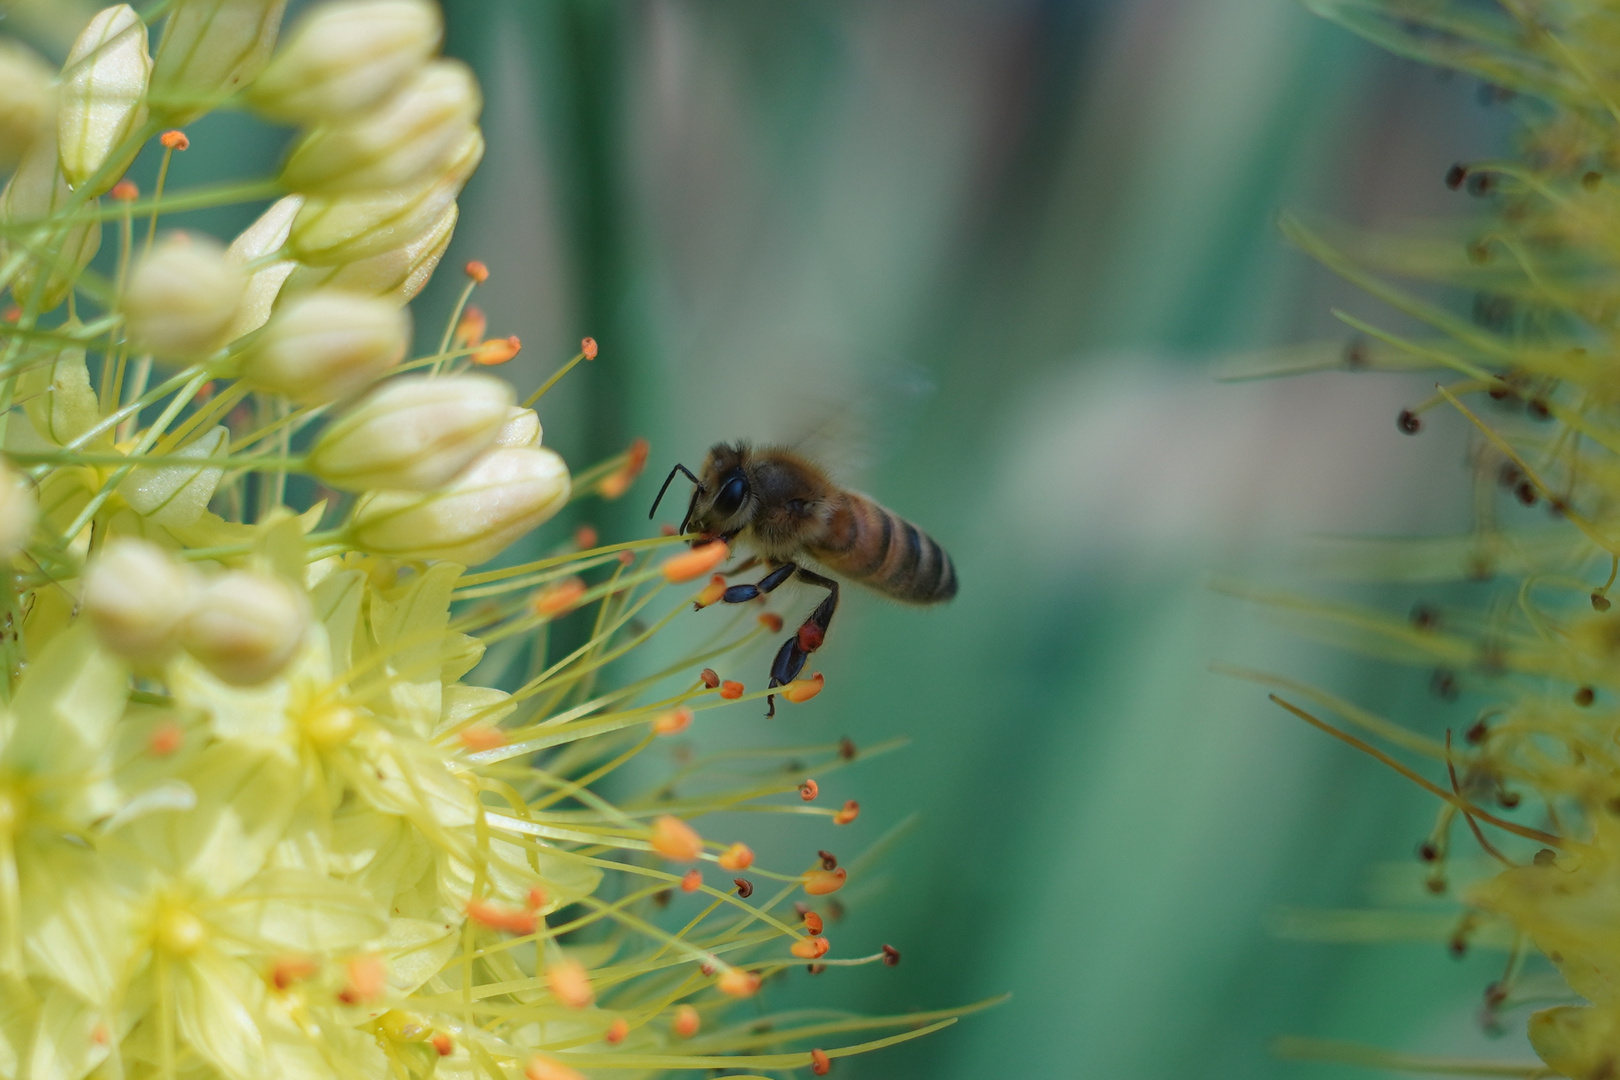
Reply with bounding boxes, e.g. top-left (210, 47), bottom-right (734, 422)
top-left (8, 0), bottom-right (1540, 1074)
top-left (429, 2), bottom-right (1531, 1078)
